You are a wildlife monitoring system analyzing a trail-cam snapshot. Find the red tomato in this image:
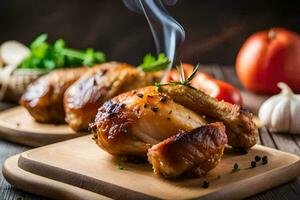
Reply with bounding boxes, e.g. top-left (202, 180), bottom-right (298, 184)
top-left (236, 27), bottom-right (300, 94)
top-left (162, 64), bottom-right (243, 105)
